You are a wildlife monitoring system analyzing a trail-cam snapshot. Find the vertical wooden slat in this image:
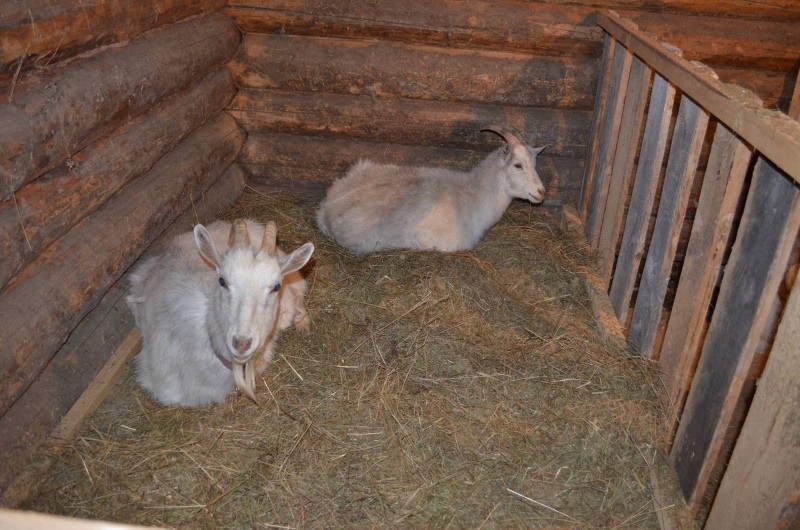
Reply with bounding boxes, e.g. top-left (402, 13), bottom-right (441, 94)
top-left (704, 273), bottom-right (800, 529)
top-left (596, 57), bottom-right (652, 283)
top-left (627, 95), bottom-right (709, 358)
top-left (608, 74), bottom-right (675, 327)
top-left (580, 35), bottom-right (615, 223)
top-left (584, 43), bottom-right (634, 246)
top-left (671, 158), bottom-right (800, 510)
top-left (658, 125), bottom-right (751, 432)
